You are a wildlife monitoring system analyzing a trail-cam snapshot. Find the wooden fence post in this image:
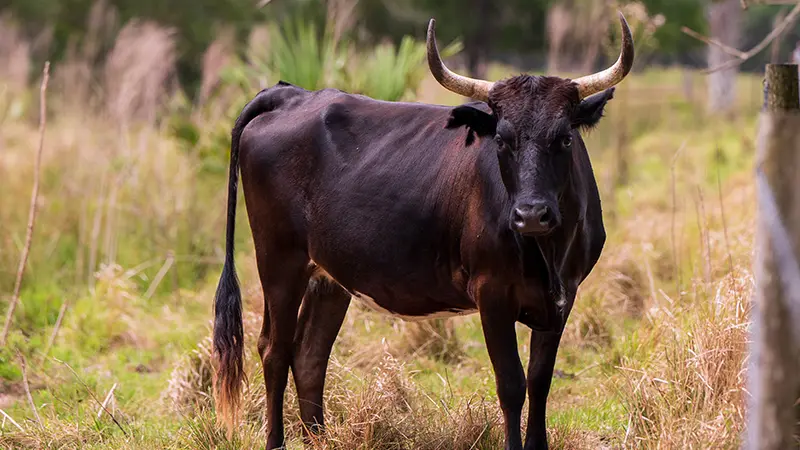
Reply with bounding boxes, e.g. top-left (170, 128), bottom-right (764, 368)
top-left (746, 63), bottom-right (800, 450)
